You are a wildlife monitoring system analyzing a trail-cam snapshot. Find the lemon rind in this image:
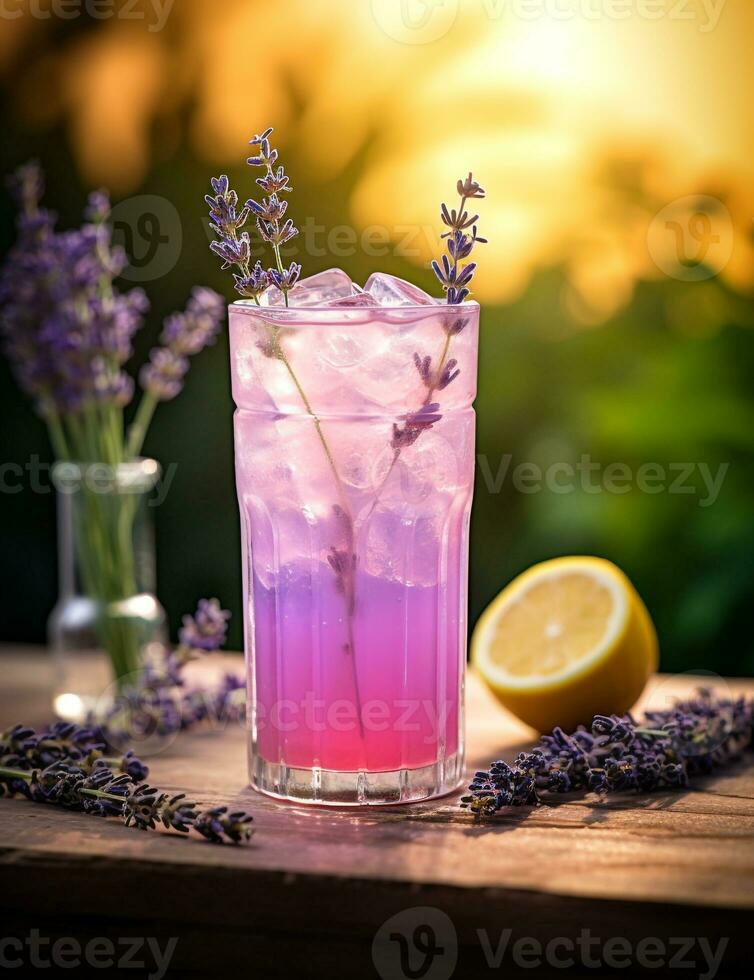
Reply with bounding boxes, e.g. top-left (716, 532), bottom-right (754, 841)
top-left (472, 558), bottom-right (631, 693)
